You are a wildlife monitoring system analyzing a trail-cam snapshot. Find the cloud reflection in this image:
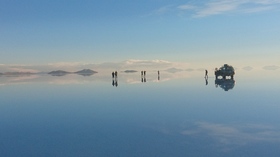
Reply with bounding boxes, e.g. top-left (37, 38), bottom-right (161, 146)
top-left (181, 122), bottom-right (280, 149)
